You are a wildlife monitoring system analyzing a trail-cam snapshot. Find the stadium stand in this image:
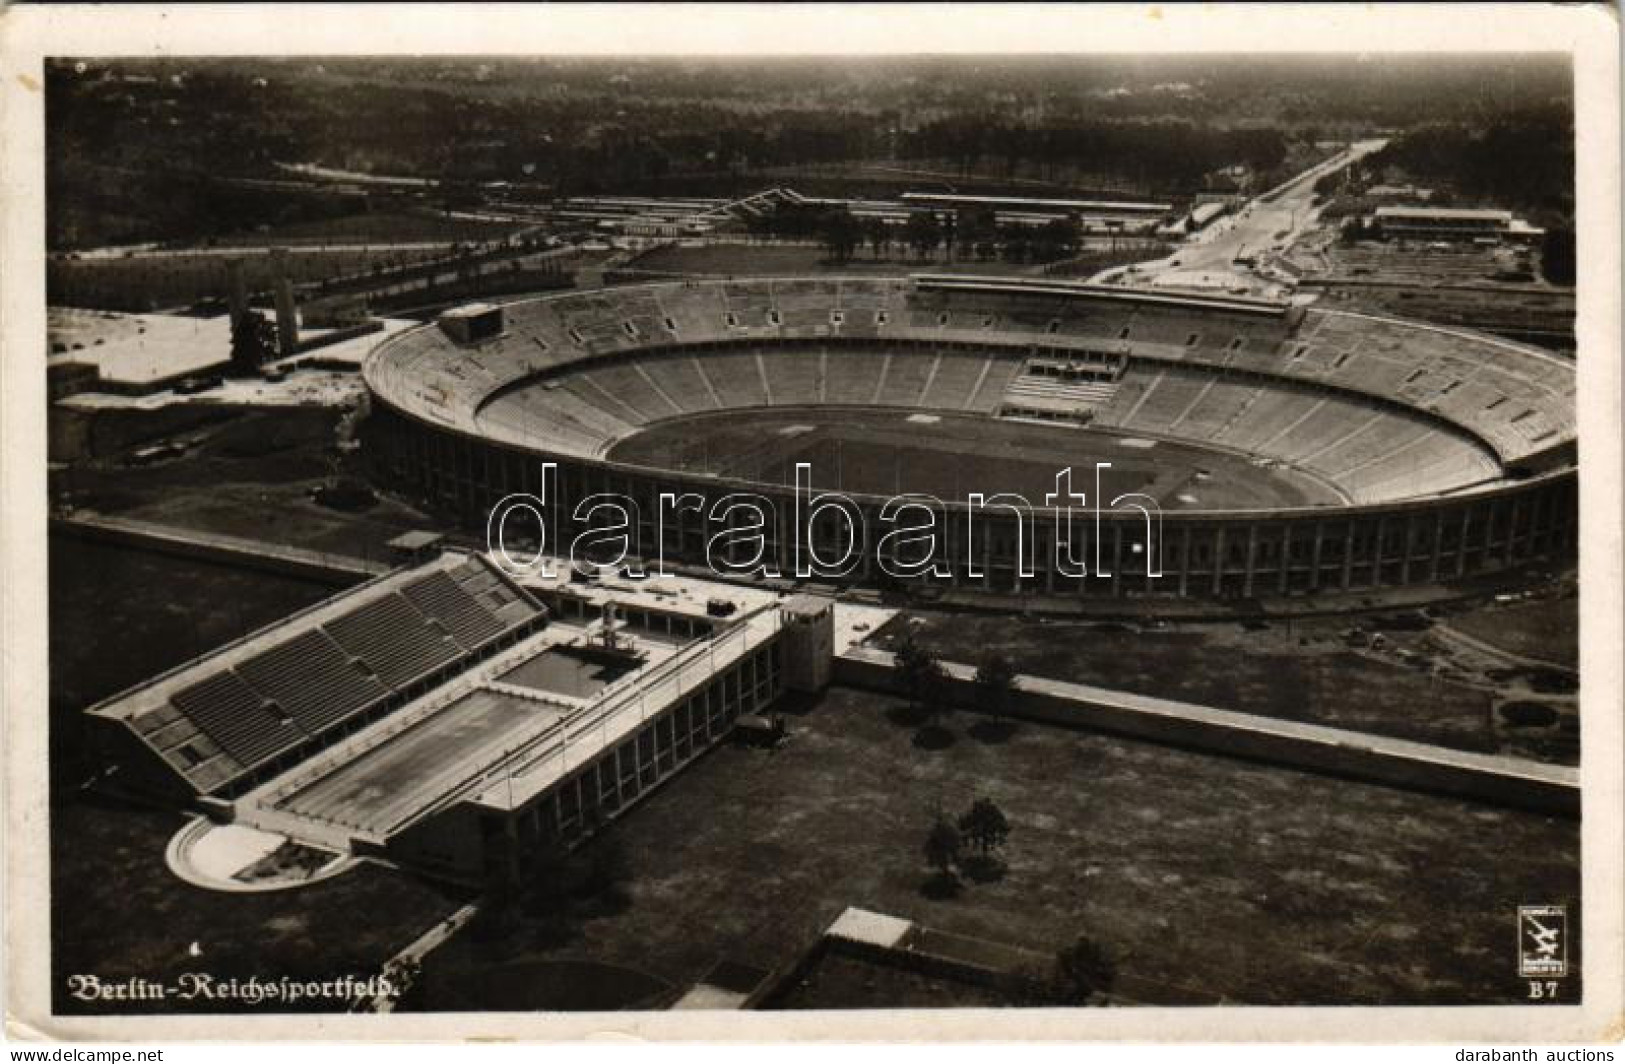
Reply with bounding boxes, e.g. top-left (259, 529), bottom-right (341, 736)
top-left (95, 554), bottom-right (550, 798)
top-left (366, 276), bottom-right (1575, 509)
top-left (401, 571), bottom-right (507, 650)
top-left (170, 671), bottom-right (303, 769)
top-left (234, 629), bottom-right (391, 735)
top-left (324, 593), bottom-right (464, 690)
